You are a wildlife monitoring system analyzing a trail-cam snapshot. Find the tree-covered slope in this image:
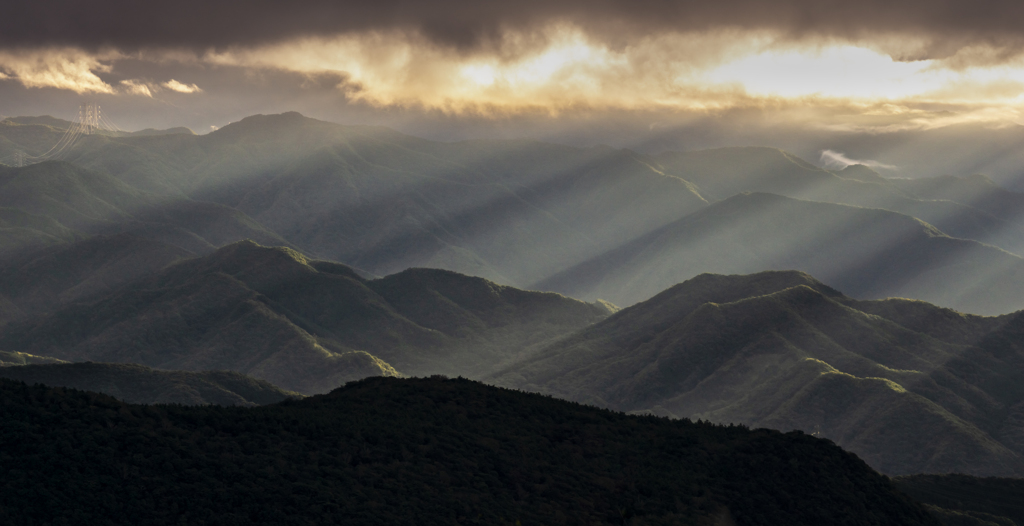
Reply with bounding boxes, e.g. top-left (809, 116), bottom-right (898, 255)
top-left (0, 362), bottom-right (299, 406)
top-left (494, 270), bottom-right (1024, 476)
top-left (0, 241), bottom-right (611, 393)
top-left (0, 376), bottom-right (940, 526)
top-left (537, 192), bottom-right (1024, 315)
